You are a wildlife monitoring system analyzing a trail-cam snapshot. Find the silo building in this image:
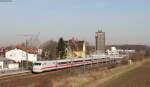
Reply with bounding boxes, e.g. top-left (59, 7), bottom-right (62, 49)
top-left (95, 30), bottom-right (105, 54)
